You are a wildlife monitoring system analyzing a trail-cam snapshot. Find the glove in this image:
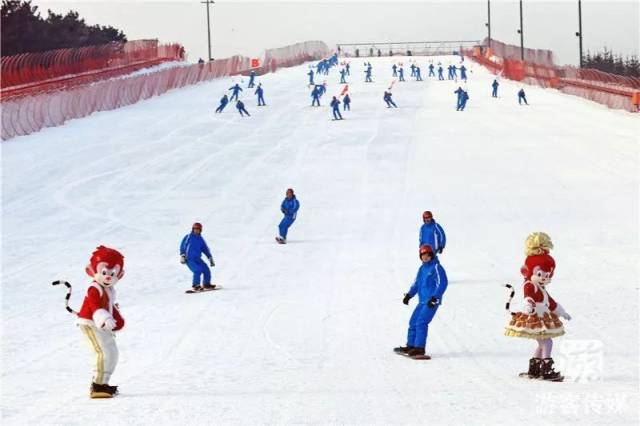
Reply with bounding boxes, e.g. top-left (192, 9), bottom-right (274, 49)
top-left (209, 258), bottom-right (215, 267)
top-left (402, 294), bottom-right (411, 305)
top-left (427, 297), bottom-right (439, 308)
top-left (180, 254), bottom-right (186, 264)
top-left (103, 318), bottom-right (117, 331)
top-left (524, 299), bottom-right (536, 314)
